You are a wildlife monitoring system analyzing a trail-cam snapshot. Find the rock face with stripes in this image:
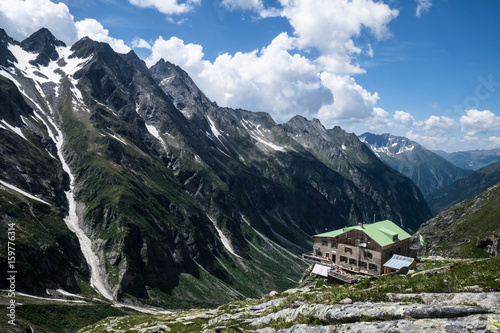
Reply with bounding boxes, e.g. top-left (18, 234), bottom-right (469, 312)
top-left (0, 28), bottom-right (431, 307)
